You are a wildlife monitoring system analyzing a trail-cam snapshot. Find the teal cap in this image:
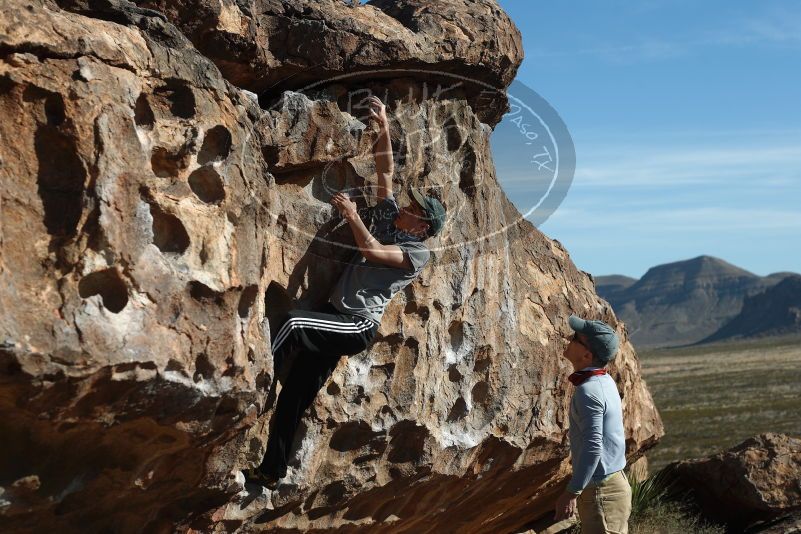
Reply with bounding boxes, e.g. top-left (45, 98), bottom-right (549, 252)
top-left (568, 315), bottom-right (620, 363)
top-left (409, 188), bottom-right (446, 237)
